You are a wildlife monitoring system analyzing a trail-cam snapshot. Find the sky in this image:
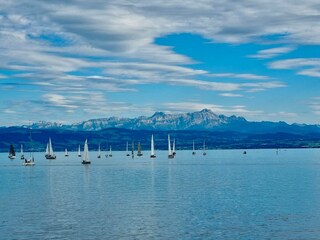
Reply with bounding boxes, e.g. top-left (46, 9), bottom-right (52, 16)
top-left (0, 0), bottom-right (320, 126)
